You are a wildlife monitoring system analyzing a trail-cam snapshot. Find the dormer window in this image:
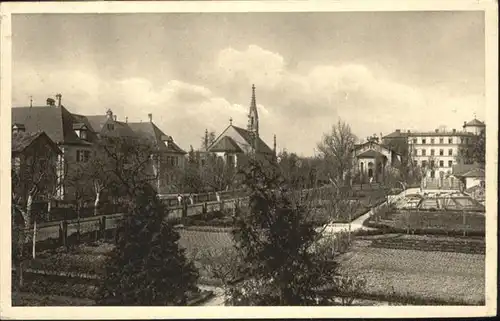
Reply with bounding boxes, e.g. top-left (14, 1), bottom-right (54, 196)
top-left (107, 123), bottom-right (115, 131)
top-left (73, 123), bottom-right (89, 140)
top-left (161, 135), bottom-right (173, 148)
top-left (12, 123), bottom-right (26, 134)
